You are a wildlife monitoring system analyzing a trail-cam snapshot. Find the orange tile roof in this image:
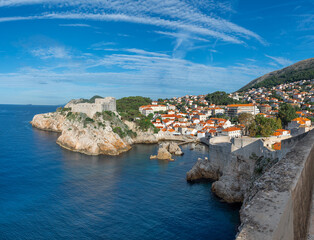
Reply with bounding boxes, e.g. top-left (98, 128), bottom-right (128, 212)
top-left (292, 117), bottom-right (310, 125)
top-left (227, 104), bottom-right (254, 107)
top-left (222, 127), bottom-right (241, 132)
